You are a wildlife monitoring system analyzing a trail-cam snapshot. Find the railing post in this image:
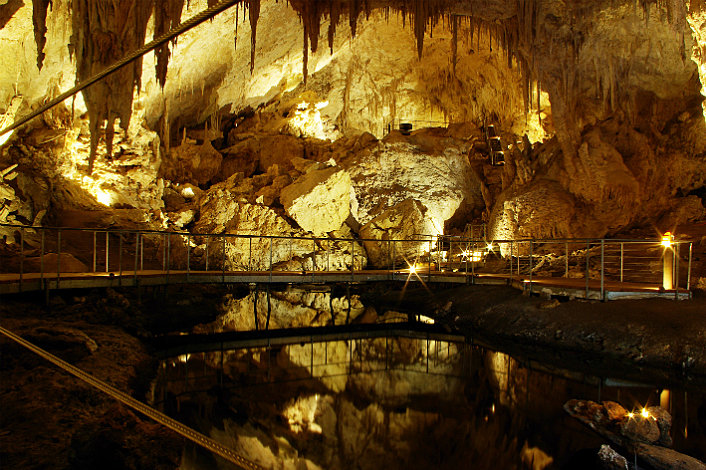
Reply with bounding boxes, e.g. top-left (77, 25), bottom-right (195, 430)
top-left (119, 231), bottom-right (123, 286)
top-left (620, 242), bottom-right (624, 283)
top-left (186, 234), bottom-right (191, 281)
top-left (600, 239), bottom-right (605, 301)
top-left (585, 240), bottom-right (590, 299)
top-left (134, 232), bottom-right (139, 285)
top-left (166, 232), bottom-right (171, 285)
top-left (327, 241), bottom-right (330, 272)
top-left (269, 237), bottom-right (273, 283)
top-left (565, 242), bottom-right (569, 278)
top-left (105, 231), bottom-right (110, 273)
top-left (40, 228), bottom-right (45, 285)
top-left (351, 240), bottom-right (355, 282)
top-left (92, 231), bottom-right (97, 272)
top-left (428, 238), bottom-right (432, 282)
top-left (675, 243), bottom-right (680, 300)
top-left (313, 237), bottom-right (317, 272)
top-left (392, 240), bottom-right (396, 272)
top-left (687, 242), bottom-right (693, 291)
top-left (509, 241), bottom-right (514, 283)
top-left (140, 234), bottom-right (144, 271)
top-left (57, 229), bottom-right (61, 289)
top-left (19, 226), bottom-right (23, 292)
top-left (205, 236), bottom-right (209, 271)
top-left (529, 240), bottom-right (533, 295)
top-left (222, 235), bottom-right (226, 283)
top-left (248, 236), bottom-right (252, 271)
